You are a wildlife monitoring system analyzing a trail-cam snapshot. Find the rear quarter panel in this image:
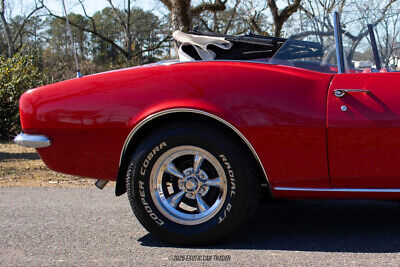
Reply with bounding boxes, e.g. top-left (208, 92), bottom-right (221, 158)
top-left (21, 61), bottom-right (333, 187)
